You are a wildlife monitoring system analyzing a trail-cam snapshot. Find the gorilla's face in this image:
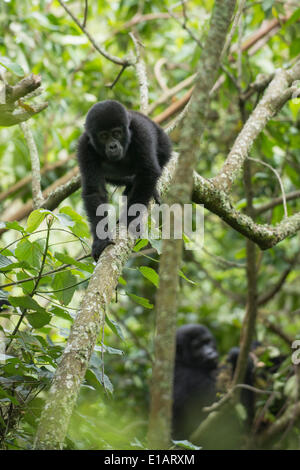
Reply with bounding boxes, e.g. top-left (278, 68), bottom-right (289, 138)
top-left (85, 100), bottom-right (131, 162)
top-left (96, 126), bottom-right (125, 161)
top-left (176, 324), bottom-right (219, 369)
